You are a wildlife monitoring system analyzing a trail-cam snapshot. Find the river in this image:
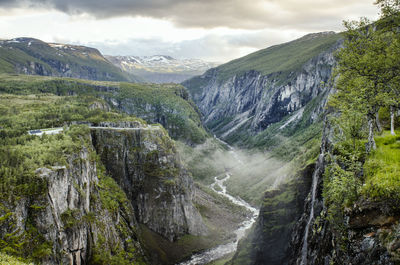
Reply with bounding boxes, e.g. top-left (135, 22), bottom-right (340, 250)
top-left (178, 143), bottom-right (259, 265)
